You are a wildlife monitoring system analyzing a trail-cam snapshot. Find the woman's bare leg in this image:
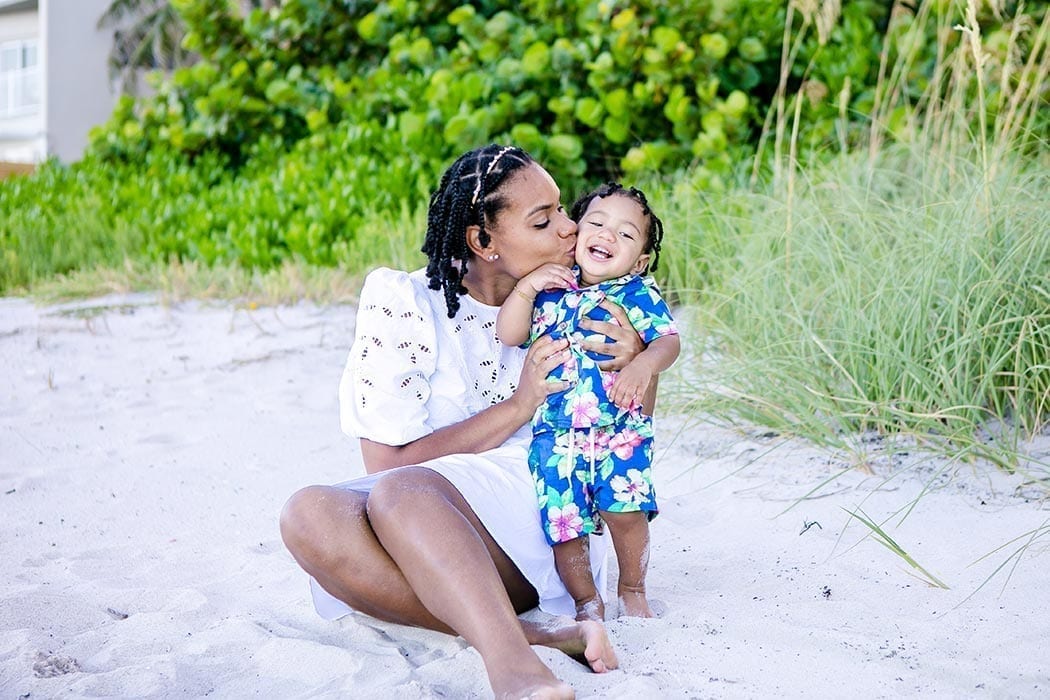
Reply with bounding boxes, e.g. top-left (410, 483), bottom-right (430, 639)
top-left (280, 470), bottom-right (617, 696)
top-left (601, 511), bottom-right (654, 618)
top-left (552, 538), bottom-right (604, 621)
top-left (280, 484), bottom-right (455, 630)
top-left (365, 468), bottom-right (576, 697)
